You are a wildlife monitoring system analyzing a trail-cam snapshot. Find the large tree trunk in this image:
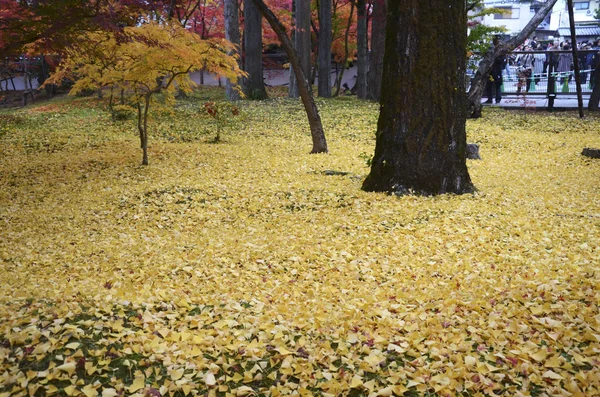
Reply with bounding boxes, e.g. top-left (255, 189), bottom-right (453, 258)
top-left (367, 0), bottom-right (386, 101)
top-left (356, 0), bottom-right (367, 99)
top-left (317, 0), bottom-right (332, 97)
top-left (251, 0), bottom-right (328, 153)
top-left (289, 0), bottom-right (311, 98)
top-left (243, 0), bottom-right (268, 99)
top-left (467, 0), bottom-right (558, 118)
top-left (224, 0), bottom-right (241, 101)
top-left (362, 0), bottom-right (473, 195)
